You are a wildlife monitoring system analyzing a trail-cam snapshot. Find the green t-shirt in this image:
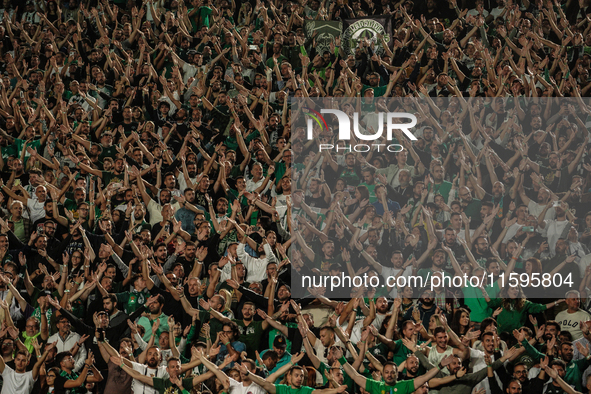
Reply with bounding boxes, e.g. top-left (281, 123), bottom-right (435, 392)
top-left (362, 84), bottom-right (388, 97)
top-left (462, 281), bottom-right (500, 323)
top-left (339, 168), bottom-right (361, 186)
top-left (234, 319), bottom-right (266, 359)
top-left (428, 181), bottom-right (453, 202)
top-left (1, 138), bottom-right (42, 166)
top-left (365, 377), bottom-right (415, 394)
top-left (116, 288), bottom-right (150, 314)
top-left (199, 309), bottom-right (230, 341)
top-left (359, 182), bottom-right (377, 203)
top-left (275, 384), bottom-right (315, 394)
top-left (275, 161), bottom-right (288, 185)
top-left (318, 362), bottom-right (355, 393)
top-left (152, 377), bottom-right (194, 394)
top-left (194, 6), bottom-right (213, 28)
top-left (463, 199), bottom-right (482, 220)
